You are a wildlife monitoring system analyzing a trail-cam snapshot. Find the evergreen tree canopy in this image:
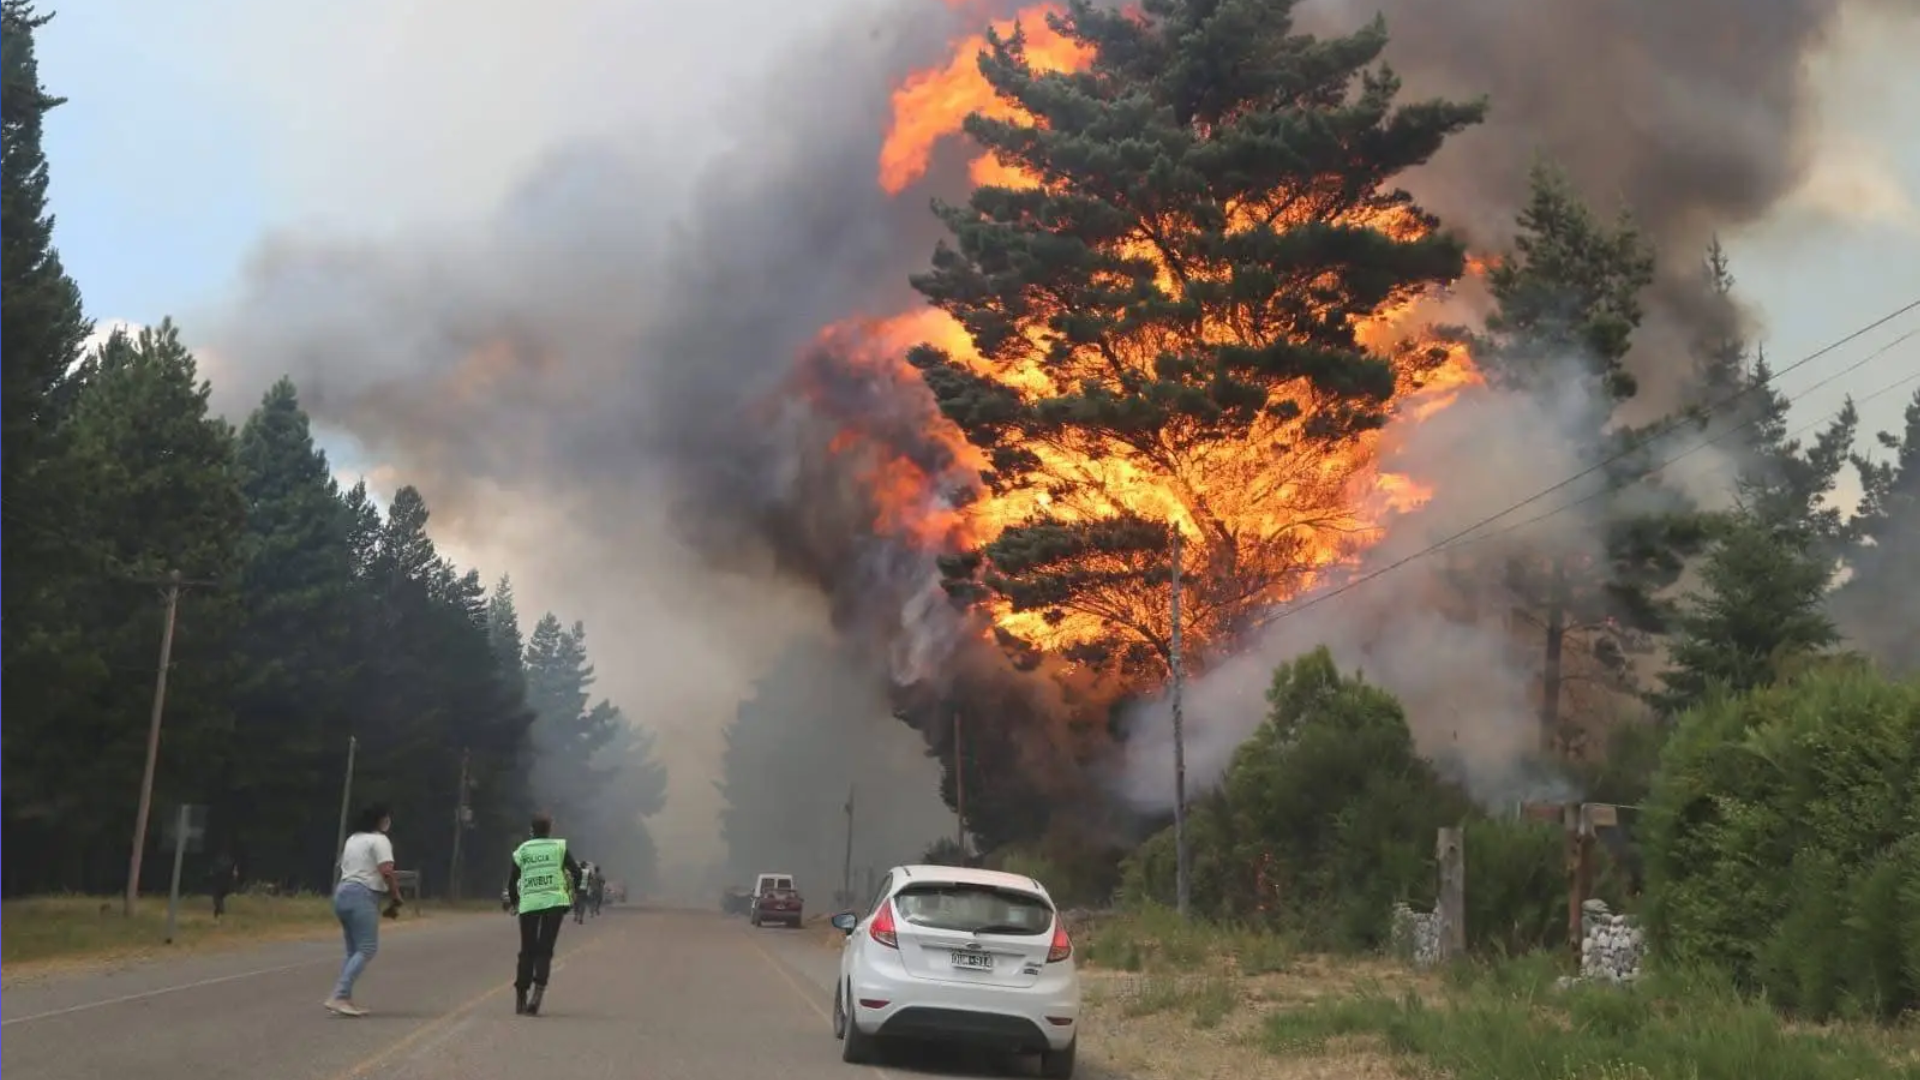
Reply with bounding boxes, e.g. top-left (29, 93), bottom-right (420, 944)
top-left (519, 612), bottom-right (667, 888)
top-left (1834, 390), bottom-right (1920, 675)
top-left (1653, 509), bottom-right (1843, 715)
top-left (3, 325), bottom-right (245, 888)
top-left (1470, 165), bottom-right (1705, 746)
top-left (224, 378), bottom-right (366, 880)
top-left (911, 0), bottom-right (1484, 678)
